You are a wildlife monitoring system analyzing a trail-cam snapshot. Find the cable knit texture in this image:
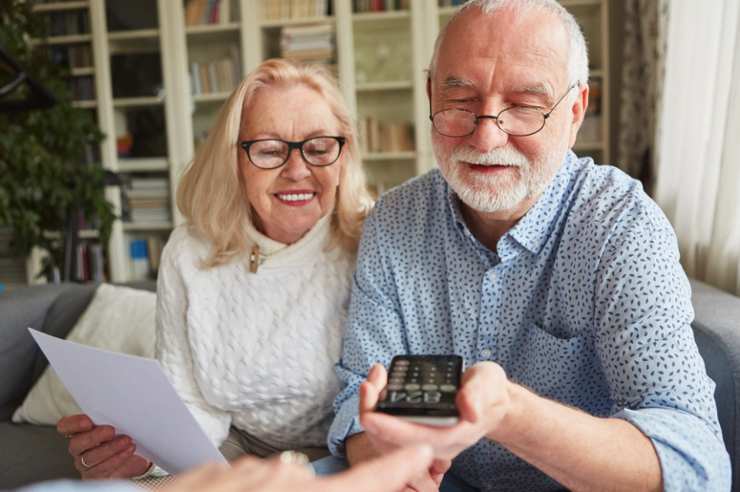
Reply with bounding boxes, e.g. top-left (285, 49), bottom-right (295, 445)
top-left (155, 215), bottom-right (353, 450)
